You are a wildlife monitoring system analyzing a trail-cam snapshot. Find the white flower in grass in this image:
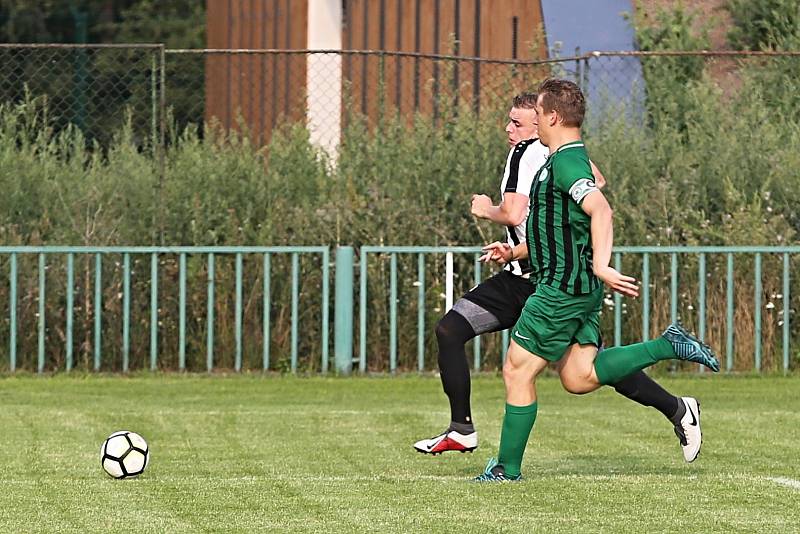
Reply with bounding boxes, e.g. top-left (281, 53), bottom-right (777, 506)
top-left (688, 305), bottom-right (694, 310)
top-left (766, 302), bottom-right (775, 310)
